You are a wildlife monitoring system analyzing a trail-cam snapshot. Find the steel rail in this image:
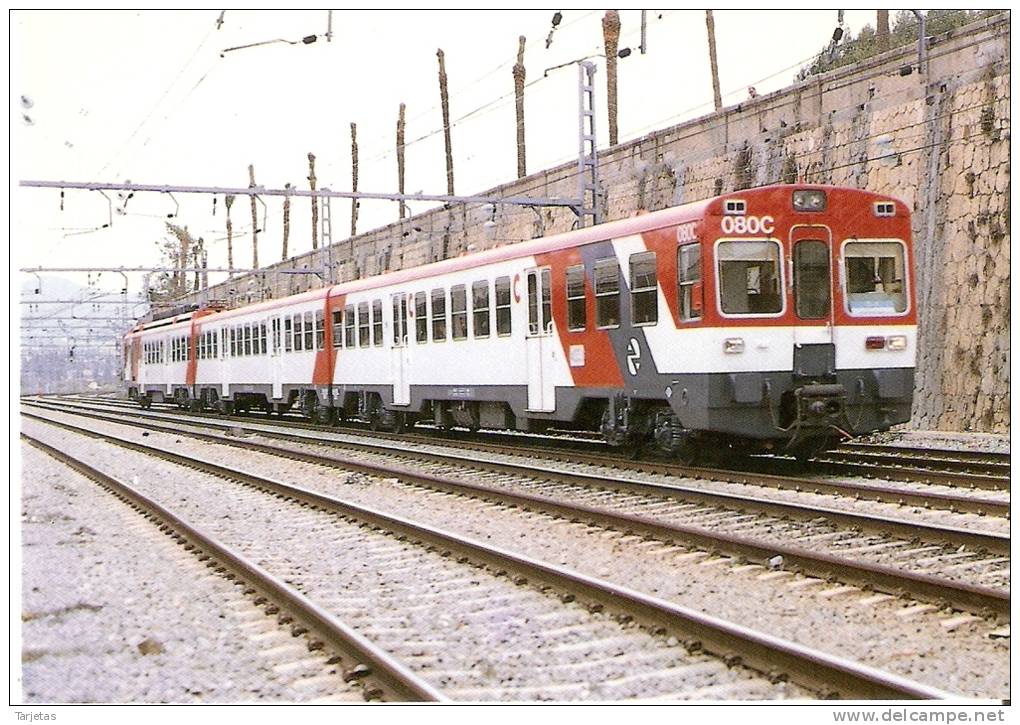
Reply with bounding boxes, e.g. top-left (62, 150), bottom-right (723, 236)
top-left (840, 443), bottom-right (1010, 466)
top-left (20, 432), bottom-right (445, 703)
top-left (818, 449), bottom-right (1010, 482)
top-left (21, 403), bottom-right (1010, 617)
top-left (22, 398), bottom-right (1010, 518)
top-left (20, 414), bottom-right (954, 700)
top-left (22, 400), bottom-right (1010, 553)
top-left (39, 395), bottom-right (1010, 492)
